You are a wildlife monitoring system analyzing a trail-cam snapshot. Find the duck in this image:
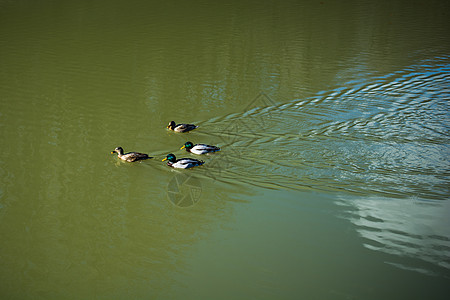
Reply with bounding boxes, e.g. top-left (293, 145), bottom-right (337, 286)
top-left (167, 121), bottom-right (198, 133)
top-left (181, 141), bottom-right (220, 155)
top-left (162, 153), bottom-right (204, 169)
top-left (111, 147), bottom-right (152, 162)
